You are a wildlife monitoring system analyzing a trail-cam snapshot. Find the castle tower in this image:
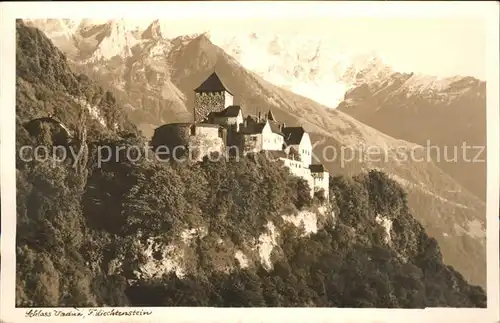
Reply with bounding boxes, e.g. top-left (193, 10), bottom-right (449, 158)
top-left (194, 72), bottom-right (234, 123)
